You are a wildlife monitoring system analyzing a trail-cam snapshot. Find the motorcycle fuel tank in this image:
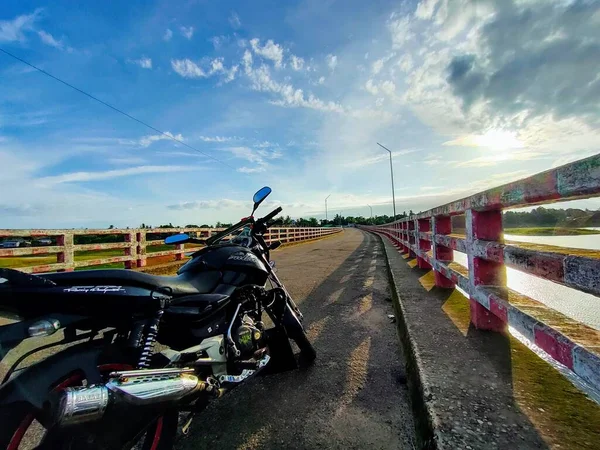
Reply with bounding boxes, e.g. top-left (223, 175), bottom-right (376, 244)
top-left (178, 244), bottom-right (269, 279)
